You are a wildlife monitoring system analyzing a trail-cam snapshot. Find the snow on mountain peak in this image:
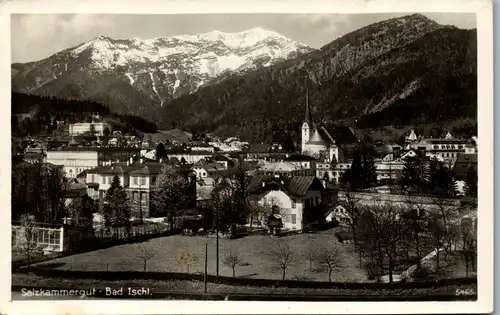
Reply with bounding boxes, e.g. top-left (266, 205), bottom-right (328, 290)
top-left (61, 28), bottom-right (313, 106)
